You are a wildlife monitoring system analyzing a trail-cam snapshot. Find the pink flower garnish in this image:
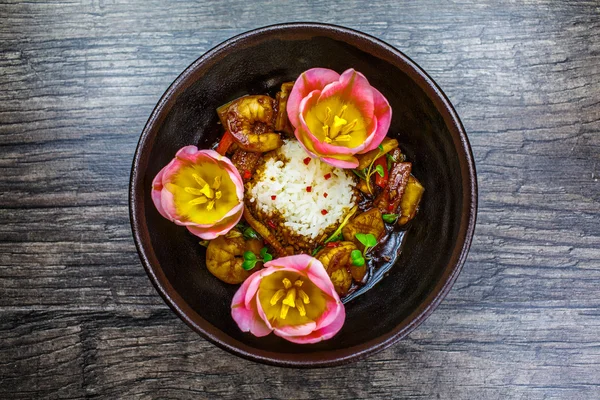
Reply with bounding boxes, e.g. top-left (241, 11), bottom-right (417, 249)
top-left (287, 68), bottom-right (392, 169)
top-left (151, 146), bottom-right (244, 240)
top-left (231, 254), bottom-right (345, 344)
